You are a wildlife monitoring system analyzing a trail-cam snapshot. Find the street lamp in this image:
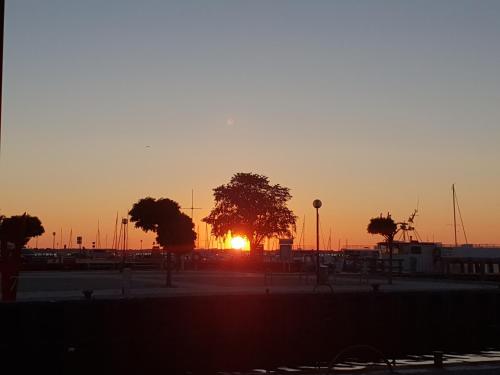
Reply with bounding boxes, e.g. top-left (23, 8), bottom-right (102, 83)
top-left (52, 231), bottom-right (56, 250)
top-left (313, 199), bottom-right (322, 284)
